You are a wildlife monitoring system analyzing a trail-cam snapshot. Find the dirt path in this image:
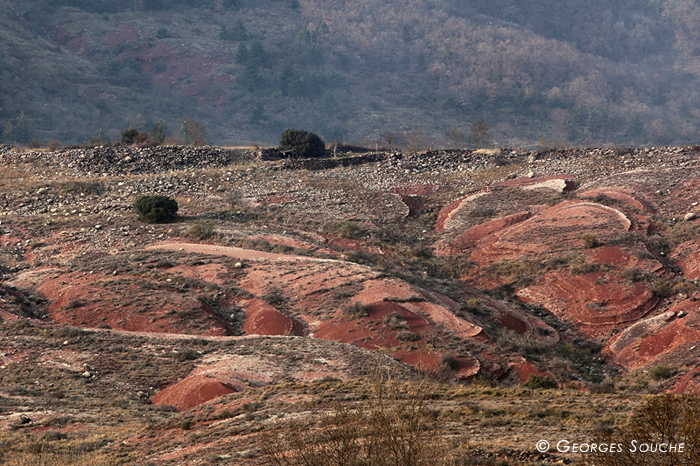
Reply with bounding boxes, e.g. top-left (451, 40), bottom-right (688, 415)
top-left (144, 241), bottom-right (340, 263)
